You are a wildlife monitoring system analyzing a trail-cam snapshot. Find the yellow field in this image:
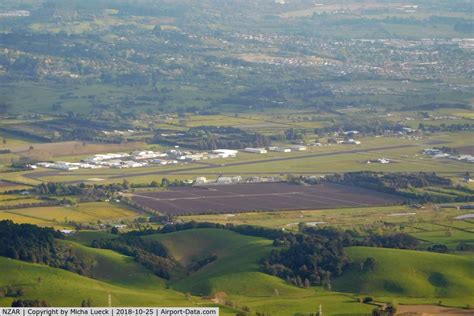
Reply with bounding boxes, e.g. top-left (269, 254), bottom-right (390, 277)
top-left (0, 202), bottom-right (140, 228)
